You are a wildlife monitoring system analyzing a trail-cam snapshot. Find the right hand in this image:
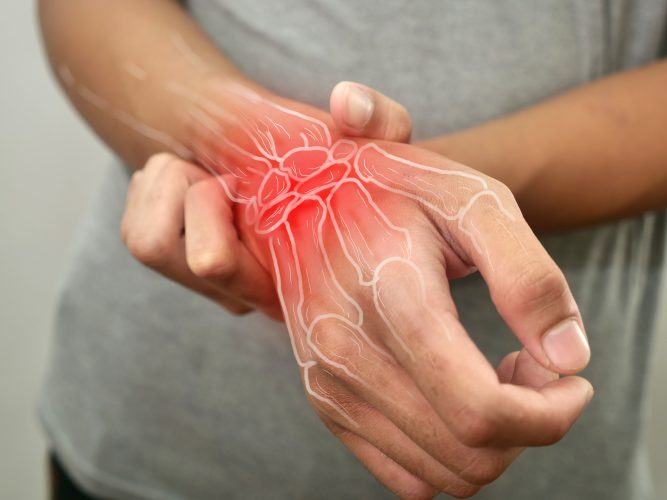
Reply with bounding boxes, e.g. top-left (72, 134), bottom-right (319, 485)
top-left (120, 152), bottom-right (283, 319)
